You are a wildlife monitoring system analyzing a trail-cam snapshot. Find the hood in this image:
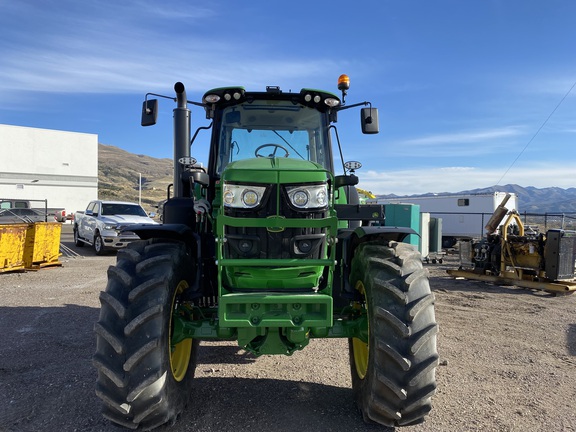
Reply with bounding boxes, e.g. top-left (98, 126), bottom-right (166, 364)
top-left (100, 215), bottom-right (158, 226)
top-left (223, 157), bottom-right (328, 184)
